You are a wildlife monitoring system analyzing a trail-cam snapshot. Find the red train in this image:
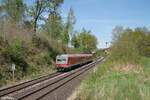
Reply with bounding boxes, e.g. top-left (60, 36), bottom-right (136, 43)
top-left (56, 54), bottom-right (92, 71)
